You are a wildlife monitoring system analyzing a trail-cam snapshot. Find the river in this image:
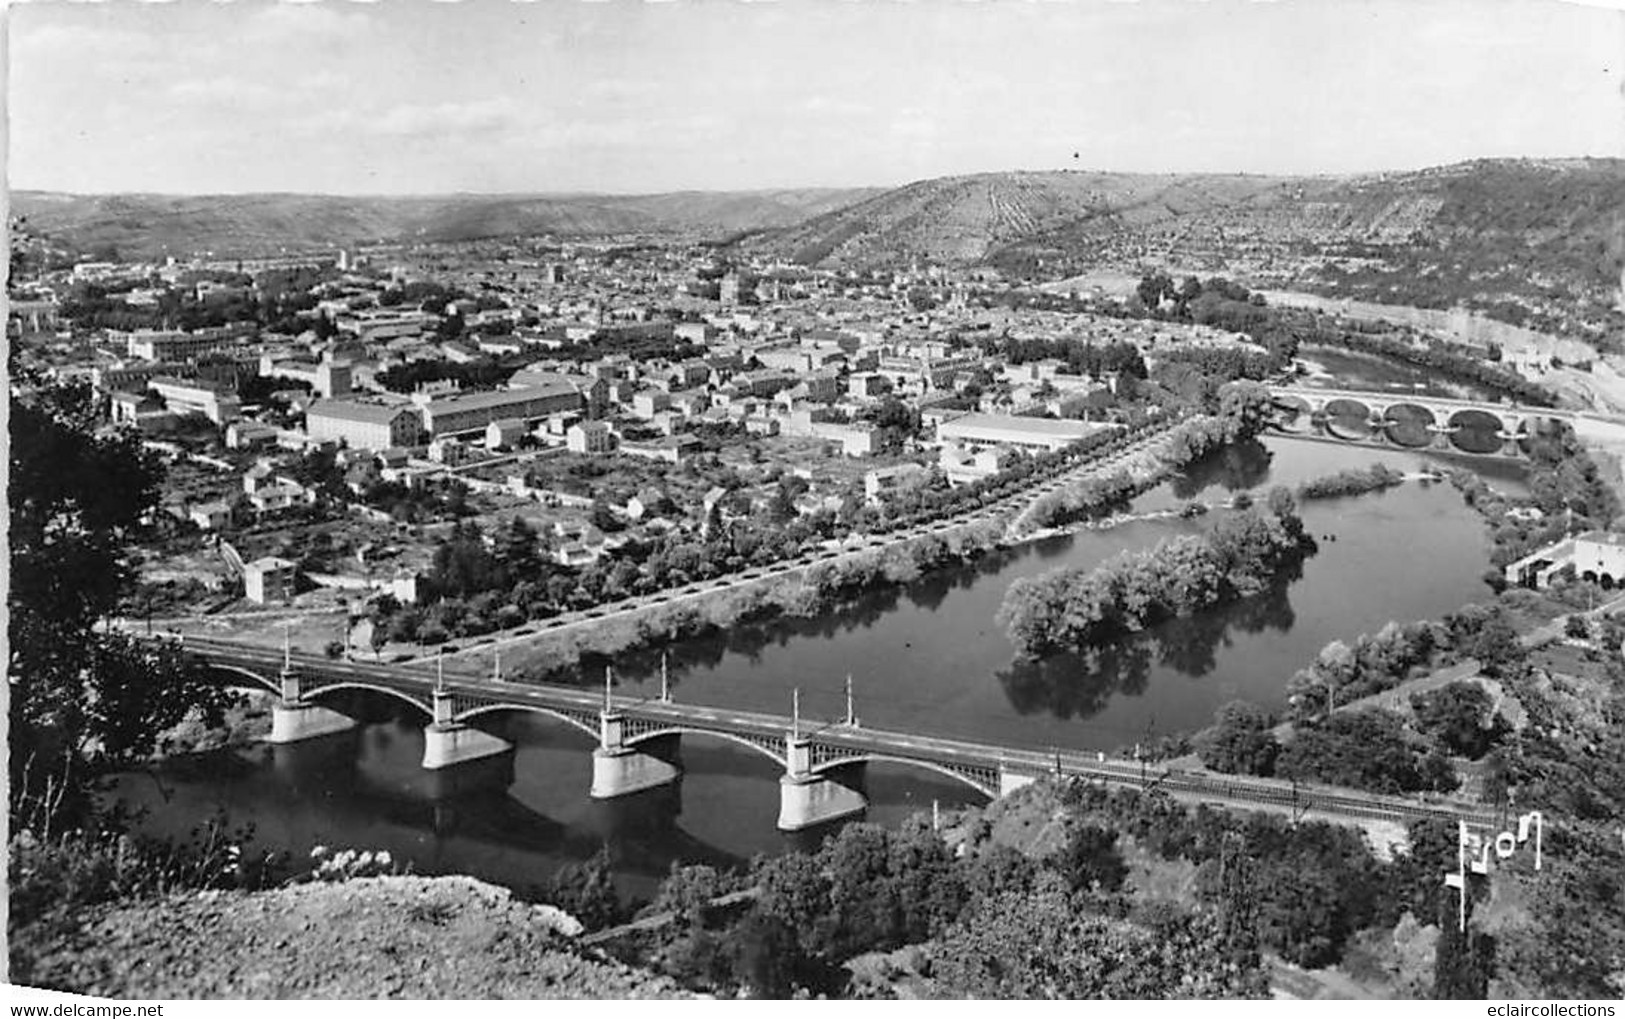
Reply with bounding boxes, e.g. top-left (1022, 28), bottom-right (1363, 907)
top-left (112, 435), bottom-right (1522, 902)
